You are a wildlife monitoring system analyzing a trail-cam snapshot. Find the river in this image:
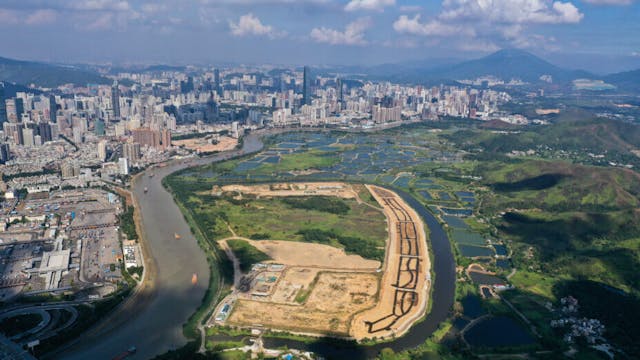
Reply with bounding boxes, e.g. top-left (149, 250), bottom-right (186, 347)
top-left (61, 134), bottom-right (263, 360)
top-left (60, 131), bottom-right (455, 359)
